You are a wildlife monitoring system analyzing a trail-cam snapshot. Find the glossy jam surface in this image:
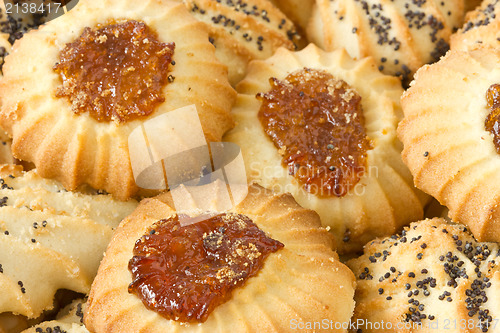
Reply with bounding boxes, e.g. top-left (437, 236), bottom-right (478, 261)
top-left (54, 20), bottom-right (175, 122)
top-left (257, 68), bottom-right (371, 197)
top-left (486, 84), bottom-right (500, 153)
top-left (128, 213), bottom-right (284, 323)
